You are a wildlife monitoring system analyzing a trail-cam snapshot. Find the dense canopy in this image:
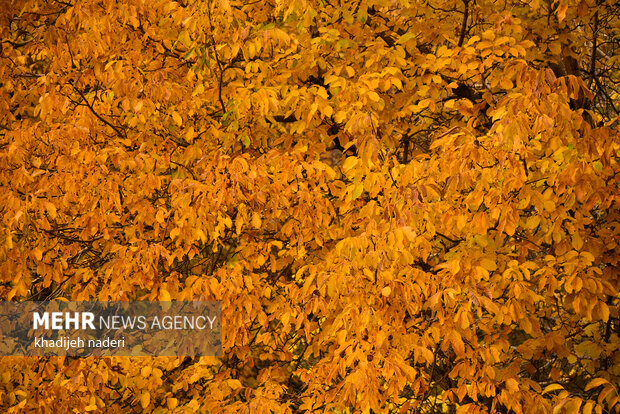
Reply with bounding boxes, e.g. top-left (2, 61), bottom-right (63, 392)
top-left (1, 0), bottom-right (618, 412)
